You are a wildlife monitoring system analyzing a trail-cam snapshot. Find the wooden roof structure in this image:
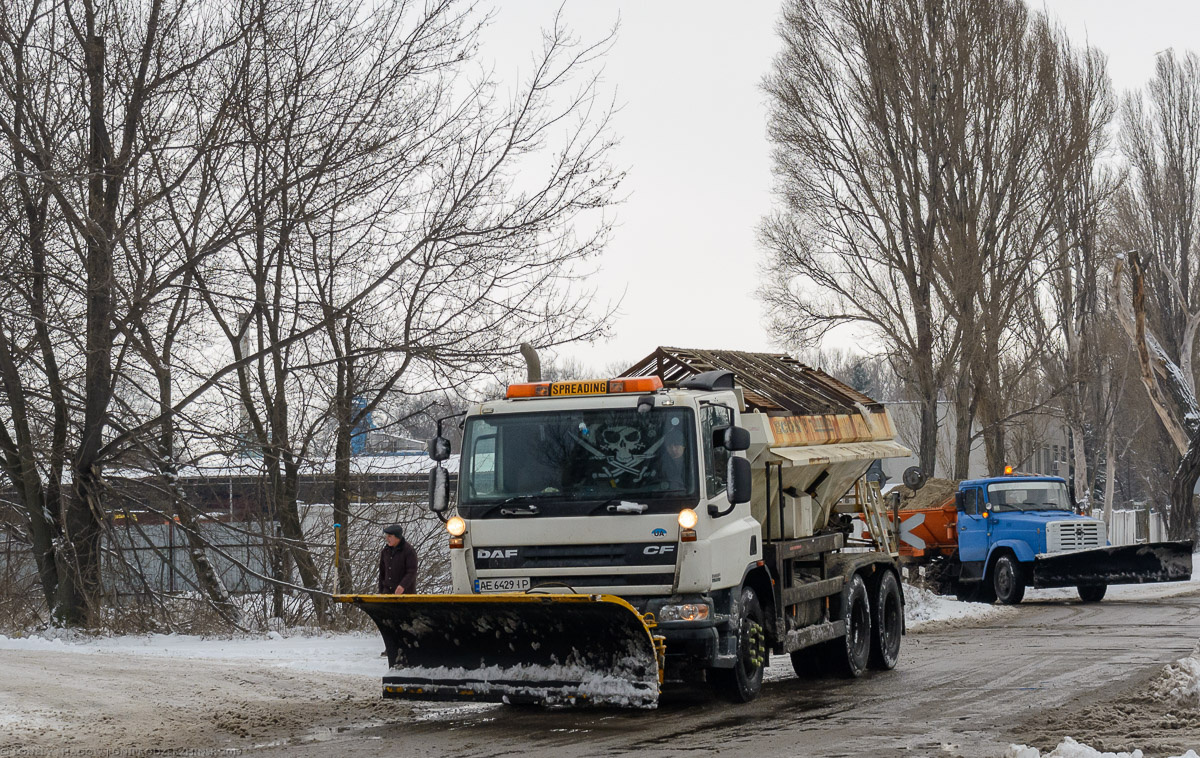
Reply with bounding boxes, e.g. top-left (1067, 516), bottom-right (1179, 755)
top-left (621, 346), bottom-right (881, 416)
